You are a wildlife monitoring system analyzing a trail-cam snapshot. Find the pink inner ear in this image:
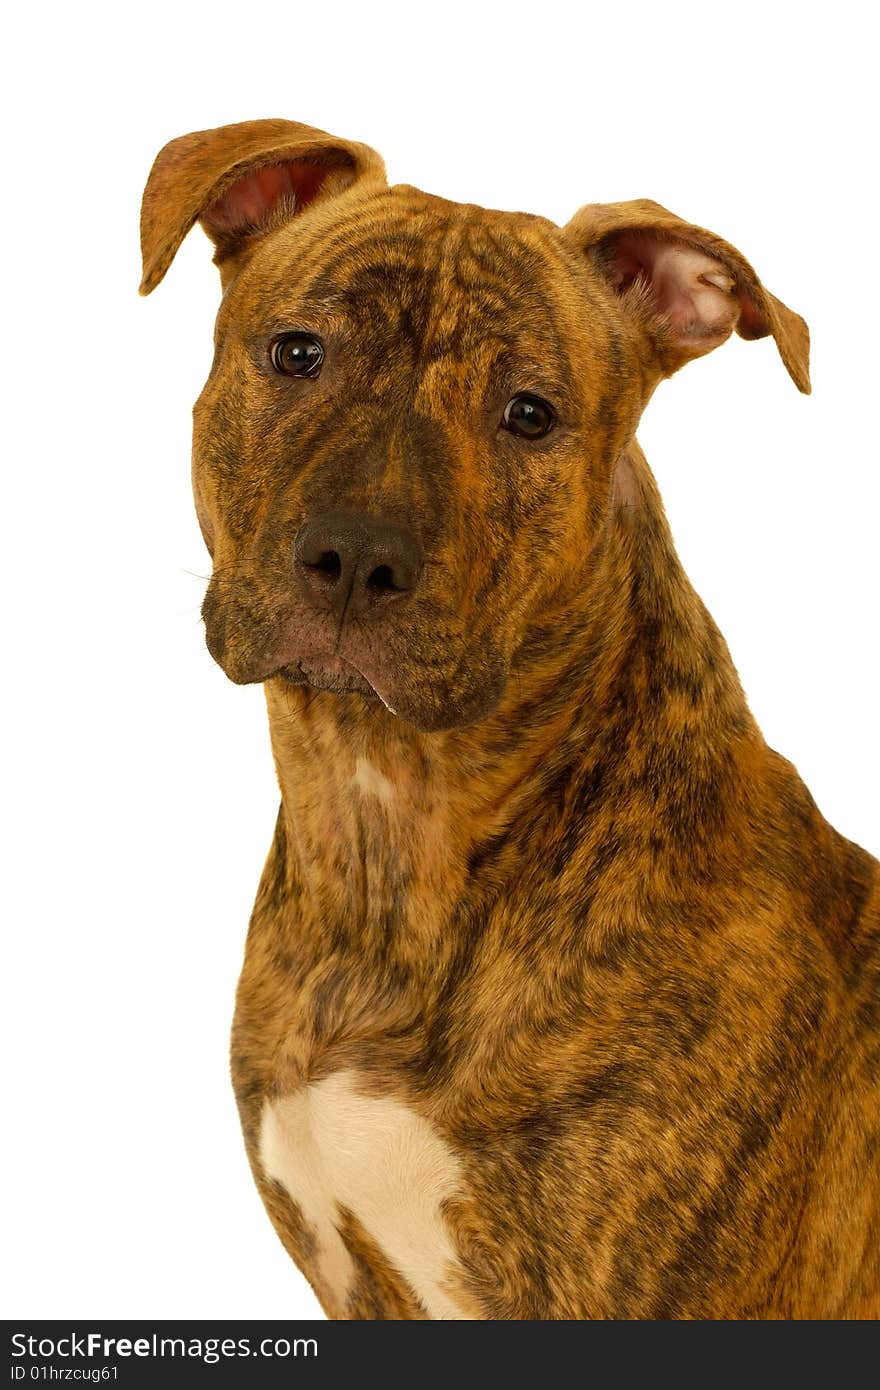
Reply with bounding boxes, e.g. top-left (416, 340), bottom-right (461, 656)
top-left (202, 160), bottom-right (330, 237)
top-left (607, 230), bottom-right (748, 342)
